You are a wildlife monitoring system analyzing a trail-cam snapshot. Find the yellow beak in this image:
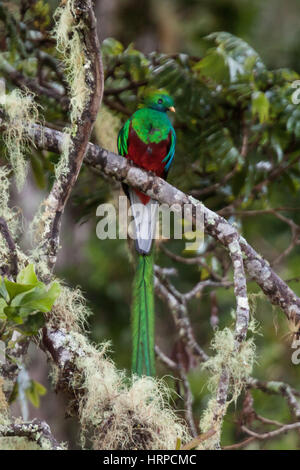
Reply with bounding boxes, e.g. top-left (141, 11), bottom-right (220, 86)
top-left (168, 106), bottom-right (176, 113)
